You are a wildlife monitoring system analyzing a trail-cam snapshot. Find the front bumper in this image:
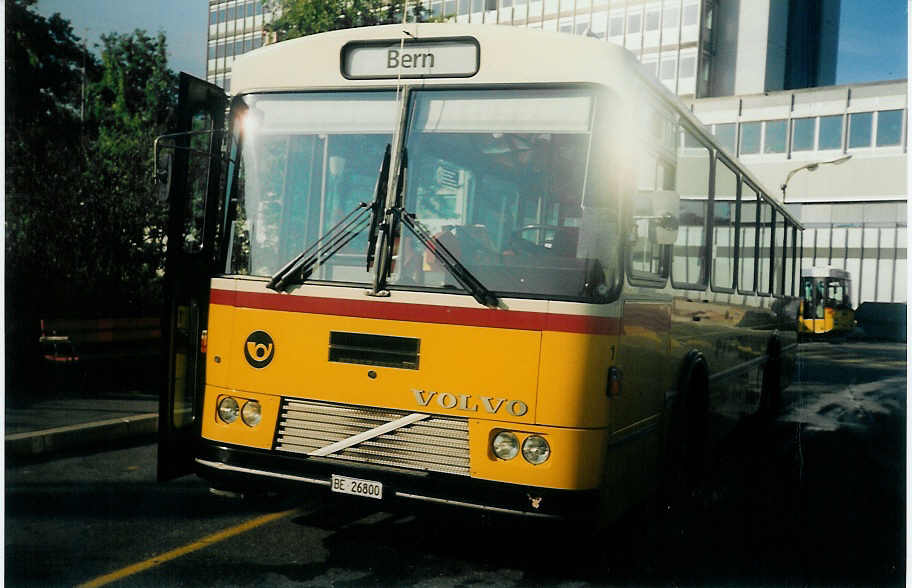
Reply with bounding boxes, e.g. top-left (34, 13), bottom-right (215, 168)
top-left (195, 440), bottom-right (599, 520)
